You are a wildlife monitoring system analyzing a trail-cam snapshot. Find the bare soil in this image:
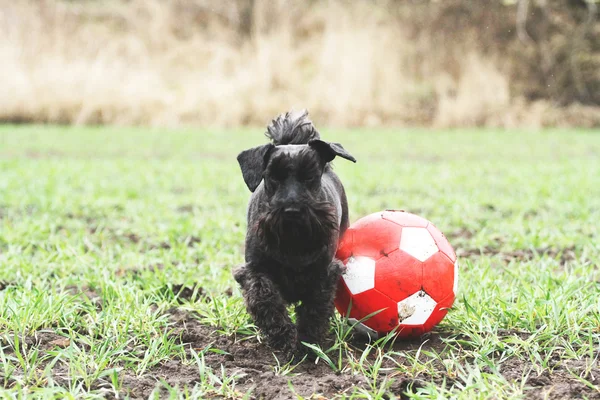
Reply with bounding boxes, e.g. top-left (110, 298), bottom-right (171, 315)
top-left (448, 228), bottom-right (579, 266)
top-left (122, 309), bottom-right (597, 400)
top-left (2, 270), bottom-right (597, 399)
top-left (111, 307), bottom-right (597, 400)
top-left (456, 245), bottom-right (578, 266)
top-left (3, 305), bottom-right (598, 399)
top-left (70, 307), bottom-right (440, 399)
